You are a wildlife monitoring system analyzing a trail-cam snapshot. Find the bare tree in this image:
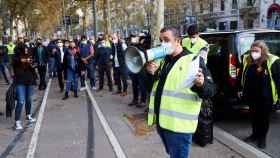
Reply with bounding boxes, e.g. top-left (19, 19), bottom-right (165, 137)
top-left (150, 0), bottom-right (164, 46)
